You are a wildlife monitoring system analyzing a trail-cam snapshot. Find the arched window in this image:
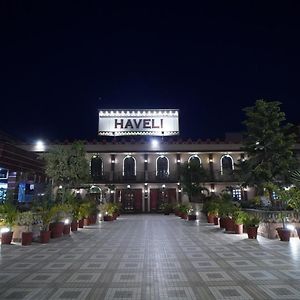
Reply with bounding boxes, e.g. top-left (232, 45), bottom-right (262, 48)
top-left (89, 186), bottom-right (102, 202)
top-left (91, 156), bottom-right (103, 180)
top-left (123, 156), bottom-right (136, 178)
top-left (220, 155), bottom-right (234, 175)
top-left (188, 155), bottom-right (201, 167)
top-left (156, 156), bottom-right (169, 178)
